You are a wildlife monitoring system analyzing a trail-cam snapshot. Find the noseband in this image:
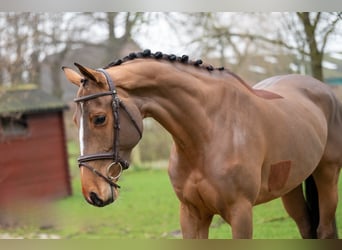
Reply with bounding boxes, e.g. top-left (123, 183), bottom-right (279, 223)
top-left (74, 69), bottom-right (142, 189)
